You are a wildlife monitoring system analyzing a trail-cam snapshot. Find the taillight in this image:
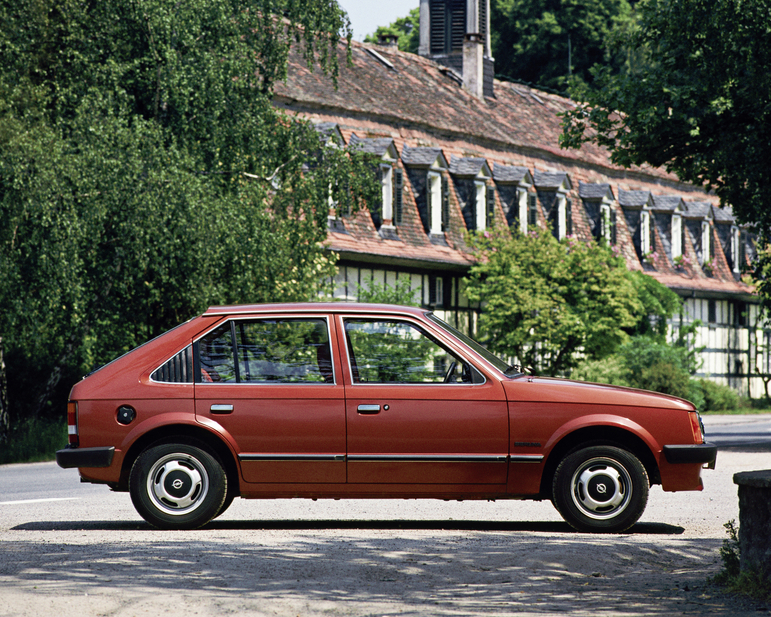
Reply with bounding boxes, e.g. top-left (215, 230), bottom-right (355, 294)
top-left (67, 401), bottom-right (79, 447)
top-left (688, 411), bottom-right (704, 444)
